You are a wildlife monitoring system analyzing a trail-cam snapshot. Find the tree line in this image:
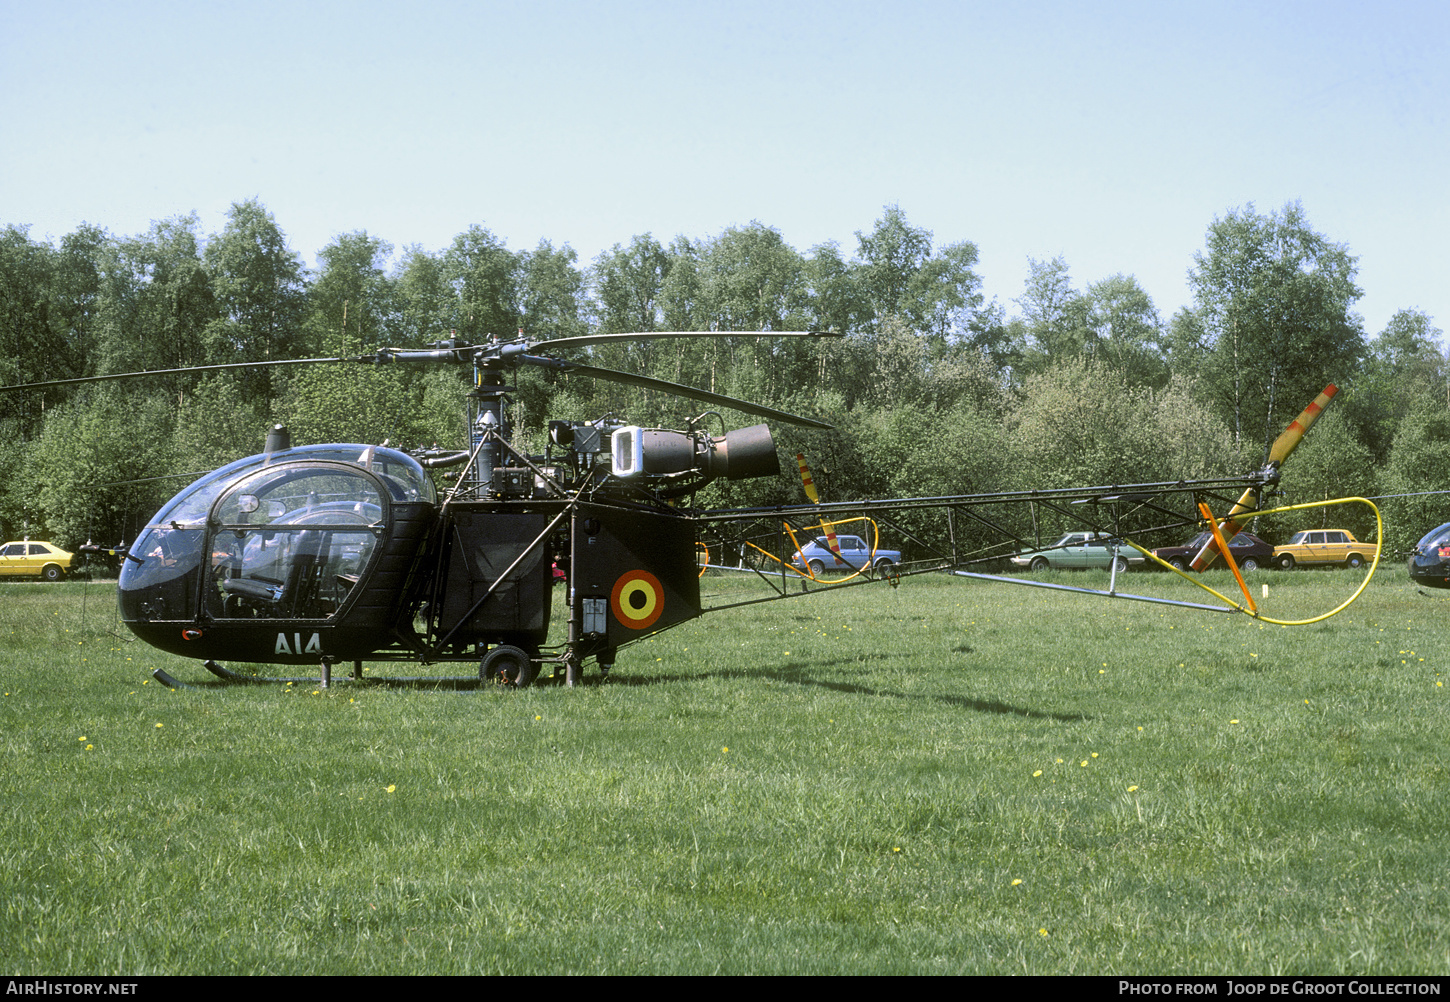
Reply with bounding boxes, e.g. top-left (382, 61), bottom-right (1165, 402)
top-left (1, 200), bottom-right (1444, 554)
